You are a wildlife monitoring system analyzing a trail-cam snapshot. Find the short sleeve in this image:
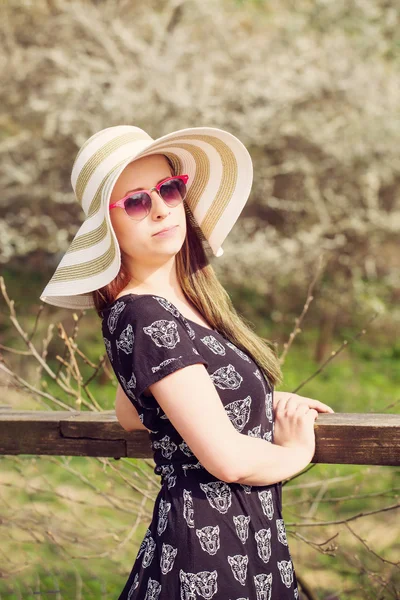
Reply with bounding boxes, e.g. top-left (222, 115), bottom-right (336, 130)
top-left (102, 295), bottom-right (209, 411)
